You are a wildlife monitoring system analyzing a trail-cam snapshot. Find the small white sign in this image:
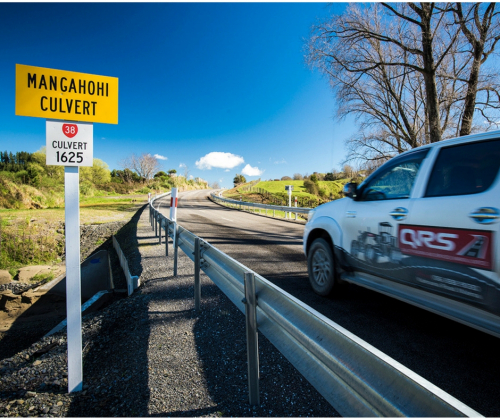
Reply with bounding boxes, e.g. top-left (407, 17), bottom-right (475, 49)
top-left (46, 120), bottom-right (93, 166)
